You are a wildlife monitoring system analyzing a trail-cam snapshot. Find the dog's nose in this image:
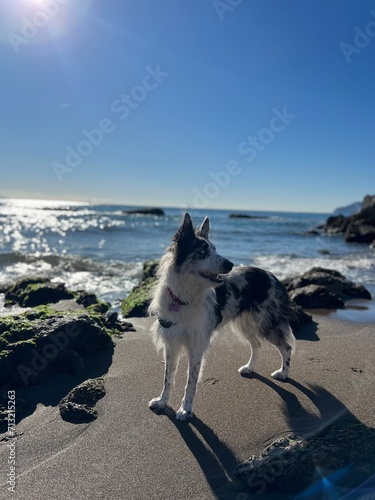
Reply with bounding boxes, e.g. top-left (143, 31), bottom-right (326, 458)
top-left (223, 259), bottom-right (234, 272)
